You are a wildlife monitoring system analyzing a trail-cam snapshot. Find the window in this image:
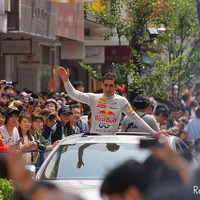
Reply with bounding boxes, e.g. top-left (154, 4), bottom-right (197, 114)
top-left (41, 143), bottom-right (150, 180)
